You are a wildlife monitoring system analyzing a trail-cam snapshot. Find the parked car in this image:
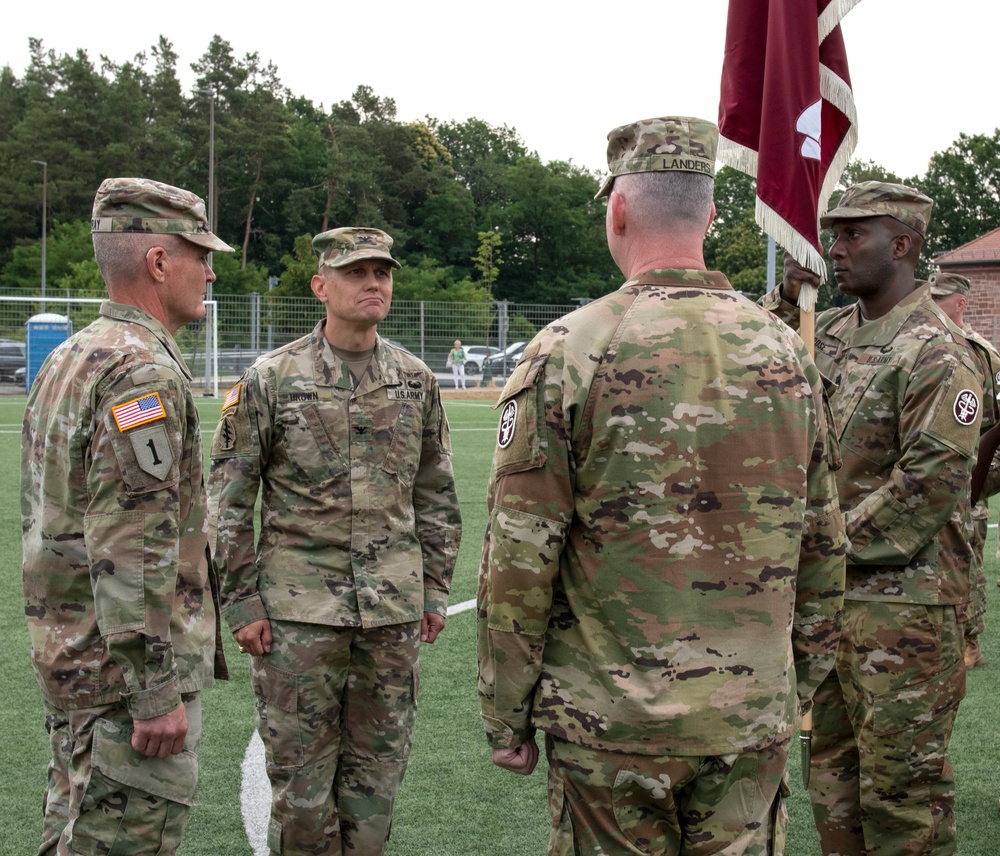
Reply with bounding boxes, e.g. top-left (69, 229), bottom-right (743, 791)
top-left (483, 341), bottom-right (528, 377)
top-left (459, 345), bottom-right (500, 375)
top-left (0, 339), bottom-right (25, 382)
